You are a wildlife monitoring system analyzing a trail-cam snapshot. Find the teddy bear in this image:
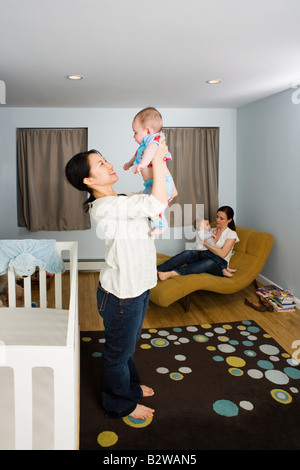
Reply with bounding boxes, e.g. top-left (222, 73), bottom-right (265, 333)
top-left (0, 282), bottom-right (25, 307)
